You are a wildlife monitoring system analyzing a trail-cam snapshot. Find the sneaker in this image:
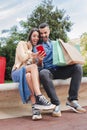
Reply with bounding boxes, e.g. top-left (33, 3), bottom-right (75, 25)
top-left (32, 105), bottom-right (42, 120)
top-left (52, 105), bottom-right (61, 117)
top-left (35, 95), bottom-right (56, 110)
top-left (66, 100), bottom-right (86, 113)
